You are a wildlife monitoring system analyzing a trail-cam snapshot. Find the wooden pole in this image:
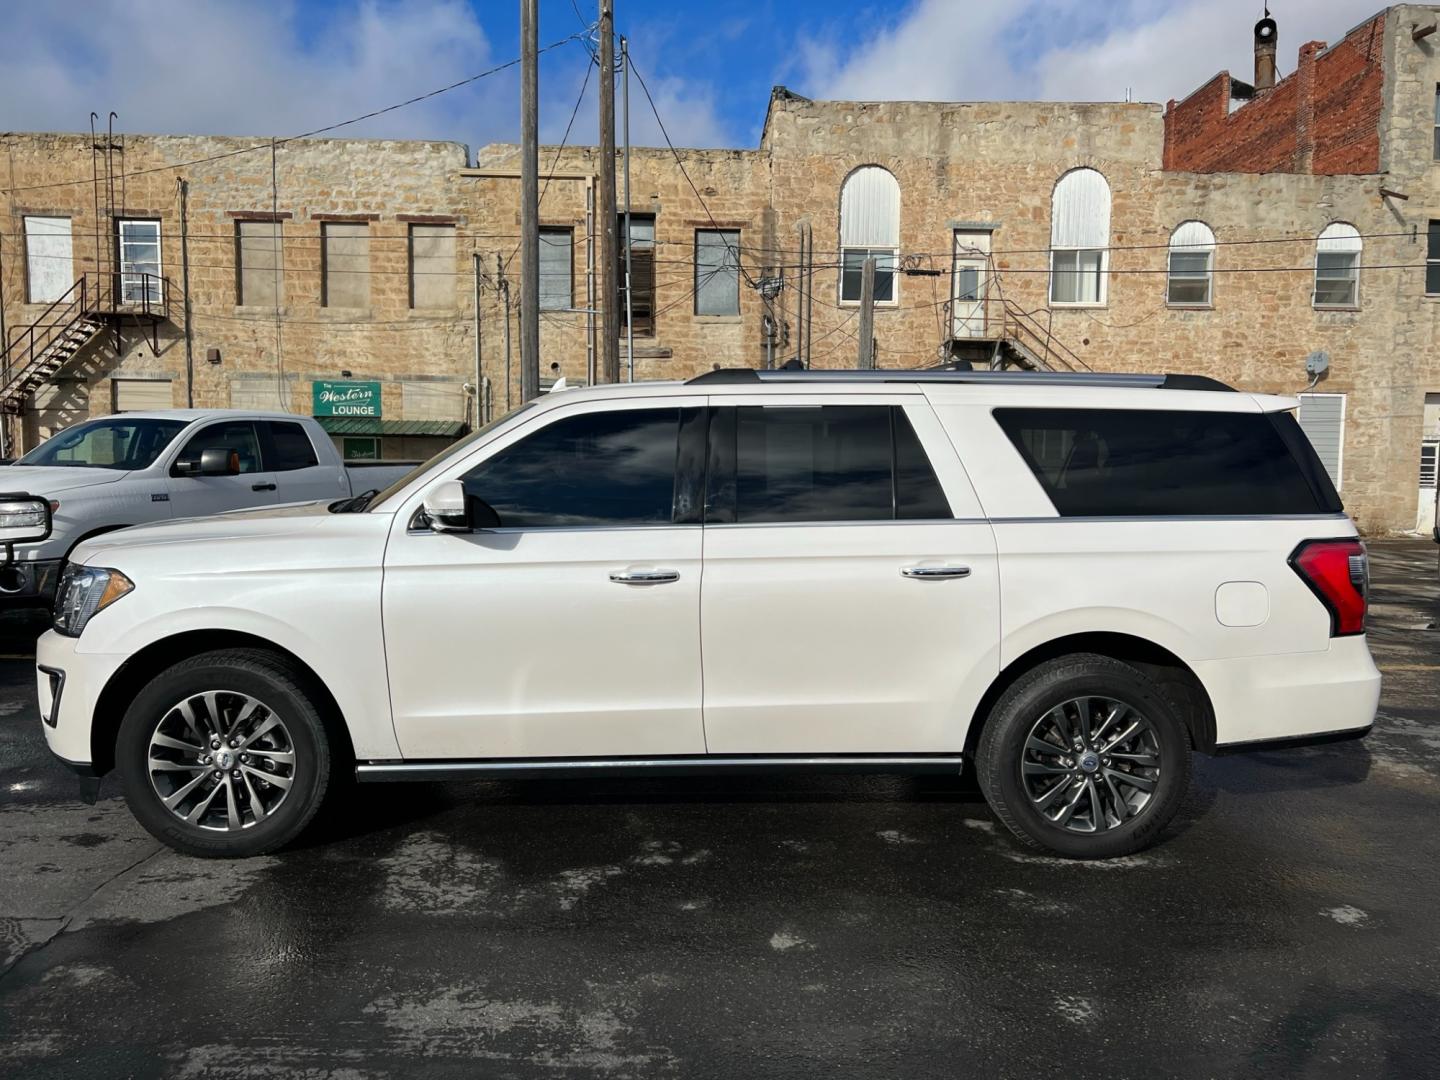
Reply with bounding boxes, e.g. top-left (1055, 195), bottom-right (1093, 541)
top-left (598, 0), bottom-right (619, 382)
top-left (518, 0), bottom-right (540, 401)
